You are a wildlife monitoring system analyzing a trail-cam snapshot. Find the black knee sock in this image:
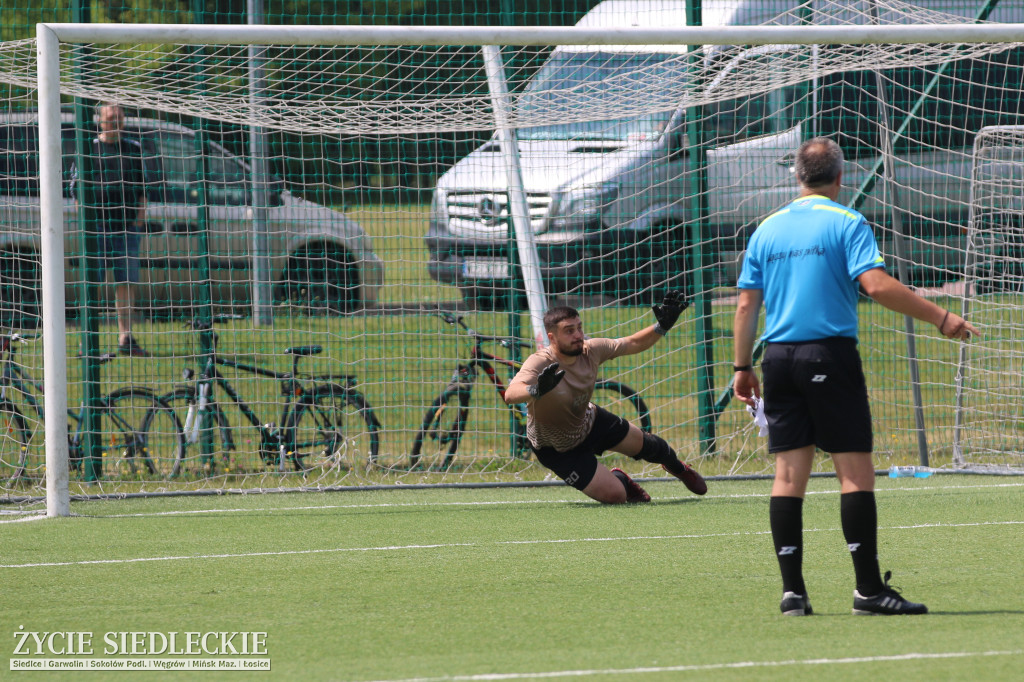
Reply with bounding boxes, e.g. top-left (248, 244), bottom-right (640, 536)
top-left (636, 433), bottom-right (686, 476)
top-left (841, 491), bottom-right (884, 595)
top-left (769, 496), bottom-right (806, 596)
